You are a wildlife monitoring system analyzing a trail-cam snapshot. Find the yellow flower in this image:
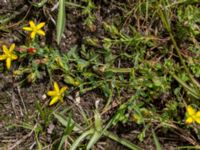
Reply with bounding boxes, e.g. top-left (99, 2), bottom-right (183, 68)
top-left (0, 44), bottom-right (18, 69)
top-left (132, 114), bottom-right (142, 123)
top-left (23, 21), bottom-right (45, 39)
top-left (185, 105), bottom-right (200, 124)
top-left (47, 82), bottom-right (68, 106)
